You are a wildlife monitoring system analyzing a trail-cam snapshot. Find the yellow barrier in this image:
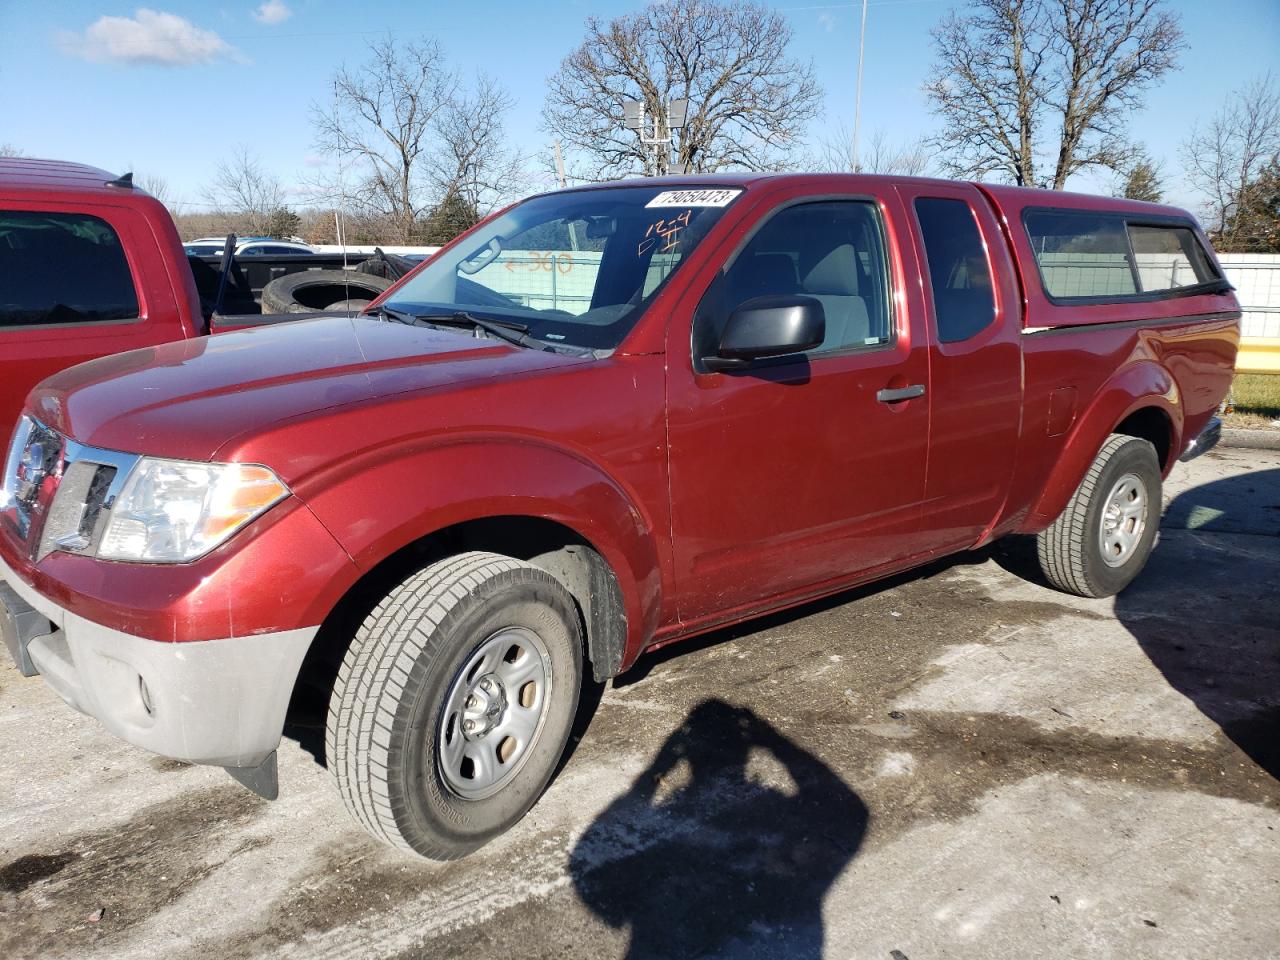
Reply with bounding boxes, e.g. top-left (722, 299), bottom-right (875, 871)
top-left (1238, 337), bottom-right (1280, 375)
